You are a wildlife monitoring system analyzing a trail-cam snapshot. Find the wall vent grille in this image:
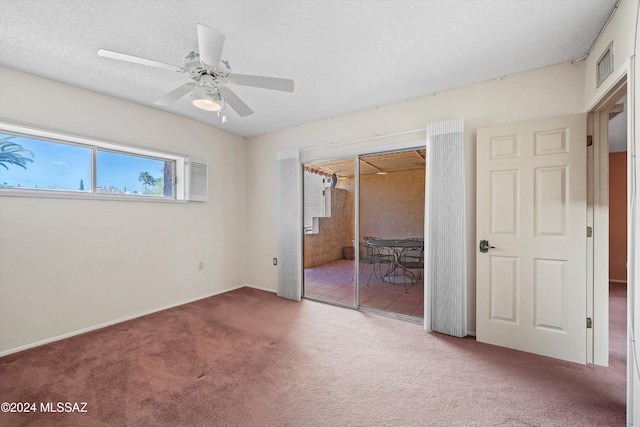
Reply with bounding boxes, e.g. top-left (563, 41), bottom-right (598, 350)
top-left (596, 41), bottom-right (614, 88)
